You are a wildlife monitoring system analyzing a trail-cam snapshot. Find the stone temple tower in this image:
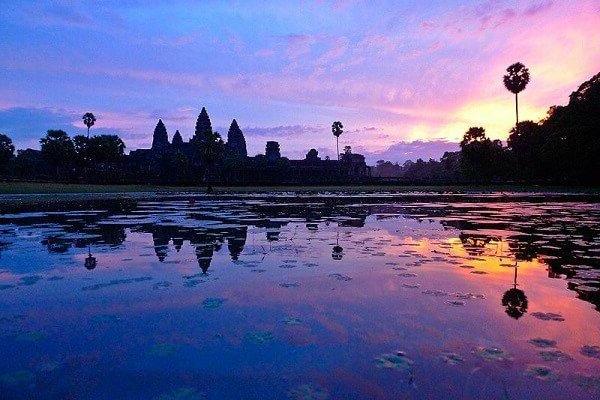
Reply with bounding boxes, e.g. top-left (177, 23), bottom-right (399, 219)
top-left (226, 119), bottom-right (247, 157)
